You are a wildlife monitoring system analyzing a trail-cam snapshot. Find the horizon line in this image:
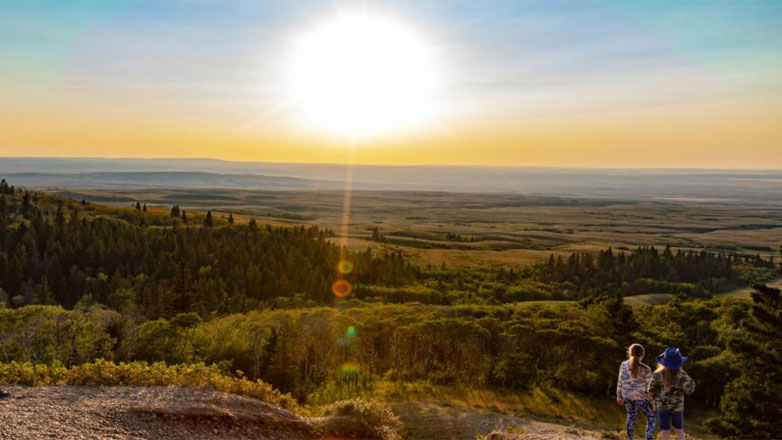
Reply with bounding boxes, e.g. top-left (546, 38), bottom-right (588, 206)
top-left (1, 156), bottom-right (781, 172)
